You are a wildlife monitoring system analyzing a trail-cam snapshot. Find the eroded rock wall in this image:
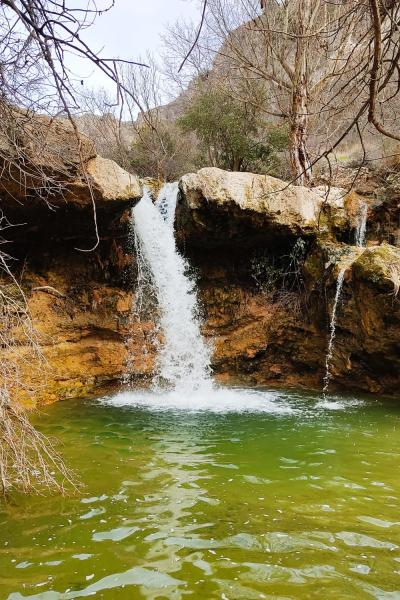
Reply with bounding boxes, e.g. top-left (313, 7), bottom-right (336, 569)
top-left (193, 248), bottom-right (326, 390)
top-left (3, 159), bottom-right (399, 403)
top-left (177, 169), bottom-right (400, 396)
top-left (4, 207), bottom-right (152, 406)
